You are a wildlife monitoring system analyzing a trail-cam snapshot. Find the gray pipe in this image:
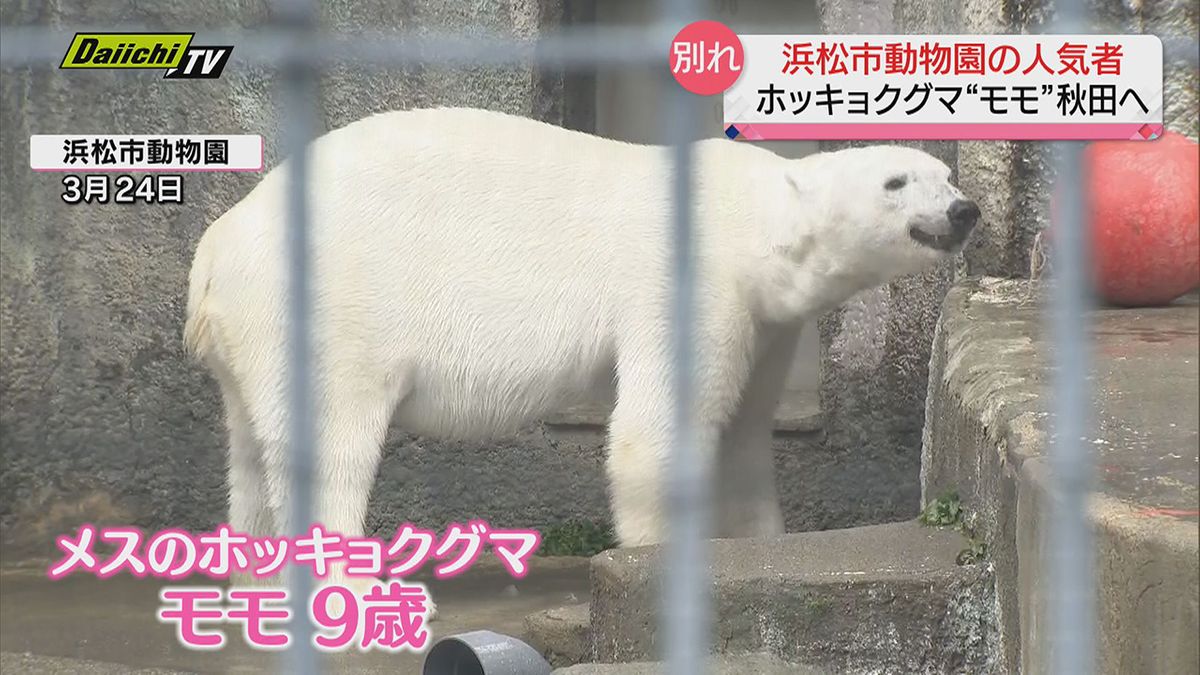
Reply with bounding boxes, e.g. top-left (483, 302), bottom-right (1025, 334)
top-left (422, 630), bottom-right (553, 675)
